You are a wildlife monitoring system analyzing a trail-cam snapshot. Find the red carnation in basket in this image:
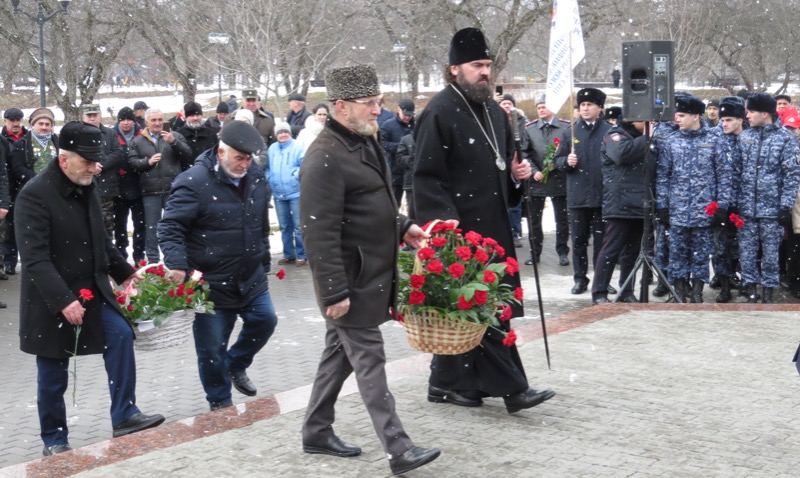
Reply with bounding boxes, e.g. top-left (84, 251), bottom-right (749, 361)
top-left (431, 236), bottom-right (447, 247)
top-left (502, 329), bottom-right (518, 347)
top-left (514, 287), bottom-right (524, 301)
top-left (448, 263), bottom-right (465, 279)
top-left (417, 247), bottom-right (435, 261)
top-left (504, 257), bottom-right (520, 276)
top-left (455, 246), bottom-right (472, 262)
top-left (457, 295), bottom-right (474, 310)
top-left (410, 274), bottom-right (426, 288)
top-left (473, 290), bottom-right (489, 306)
top-left (409, 290), bottom-right (426, 305)
top-left (425, 259), bottom-right (444, 274)
top-left (483, 270), bottom-right (497, 283)
top-left (475, 248), bottom-right (490, 263)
